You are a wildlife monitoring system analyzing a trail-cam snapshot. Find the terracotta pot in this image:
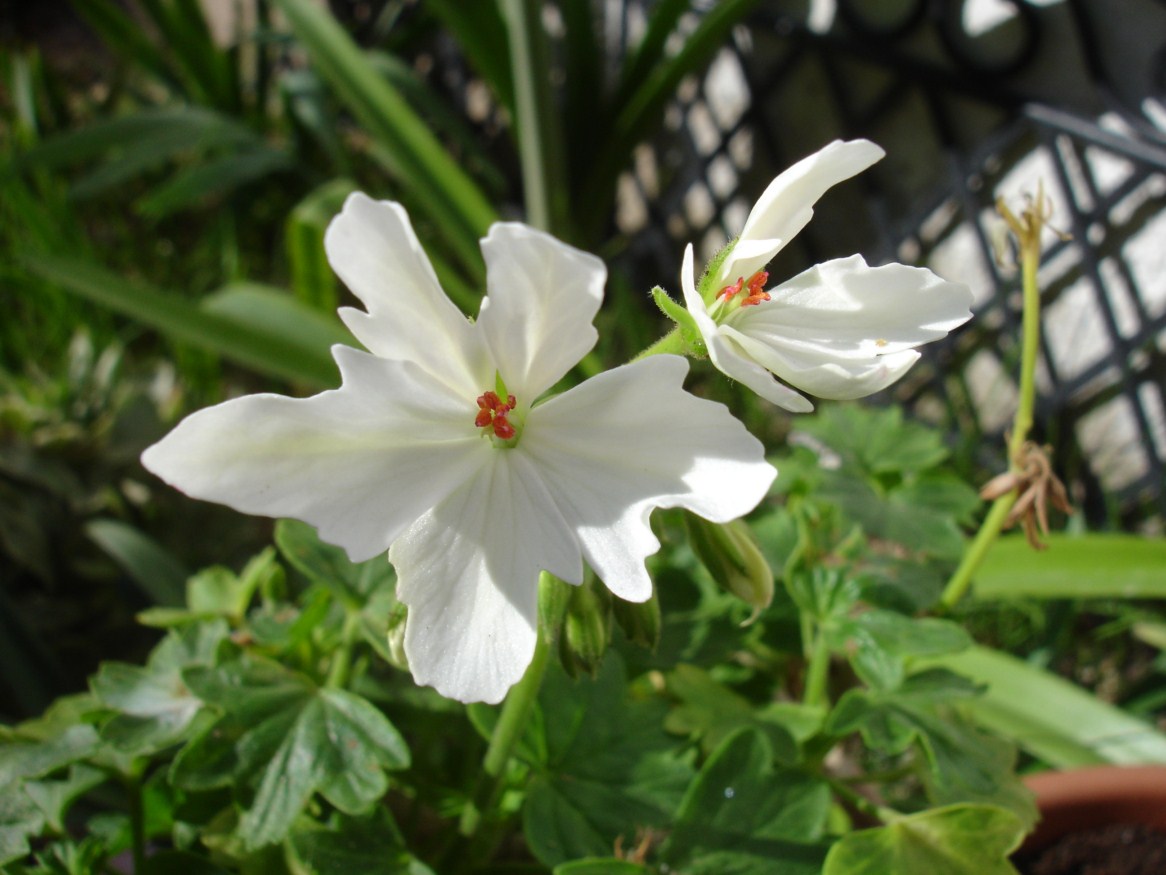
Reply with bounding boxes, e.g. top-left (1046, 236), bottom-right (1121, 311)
top-left (1022, 764), bottom-right (1166, 852)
